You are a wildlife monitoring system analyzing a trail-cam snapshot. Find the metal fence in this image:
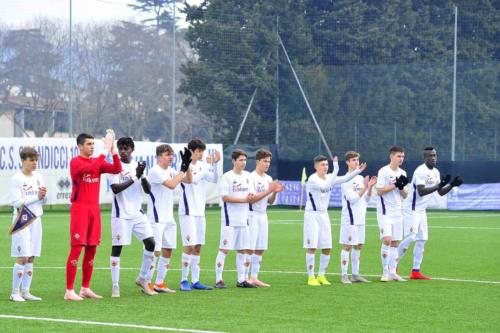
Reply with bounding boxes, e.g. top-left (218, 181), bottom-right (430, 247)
top-left (0, 1), bottom-right (498, 162)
